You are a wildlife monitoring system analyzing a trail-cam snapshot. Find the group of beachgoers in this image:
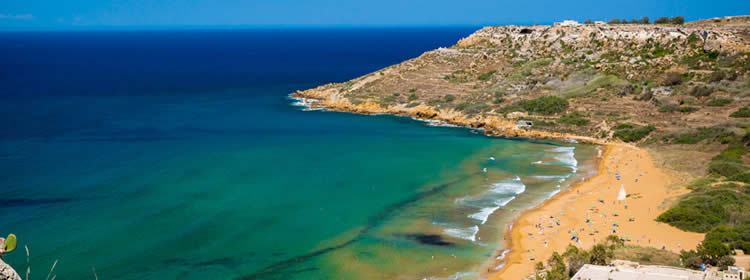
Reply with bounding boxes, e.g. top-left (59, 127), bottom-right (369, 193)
top-left (523, 154), bottom-right (651, 262)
